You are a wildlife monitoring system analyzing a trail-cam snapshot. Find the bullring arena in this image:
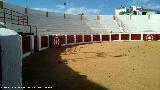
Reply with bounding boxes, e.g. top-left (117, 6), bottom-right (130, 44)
top-left (0, 1), bottom-right (160, 90)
